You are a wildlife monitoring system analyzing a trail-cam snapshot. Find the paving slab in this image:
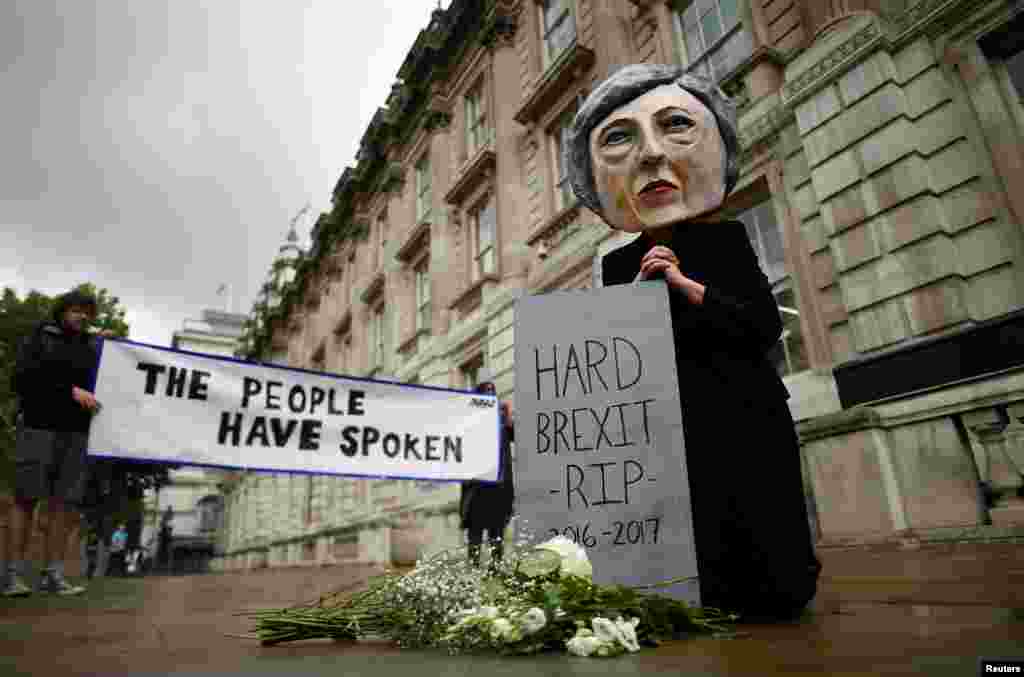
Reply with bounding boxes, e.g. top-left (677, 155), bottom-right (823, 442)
top-left (1, 548), bottom-right (1022, 677)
